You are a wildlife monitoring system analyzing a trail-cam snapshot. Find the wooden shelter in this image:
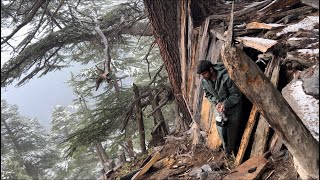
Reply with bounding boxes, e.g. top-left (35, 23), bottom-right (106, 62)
top-left (177, 0), bottom-right (319, 179)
